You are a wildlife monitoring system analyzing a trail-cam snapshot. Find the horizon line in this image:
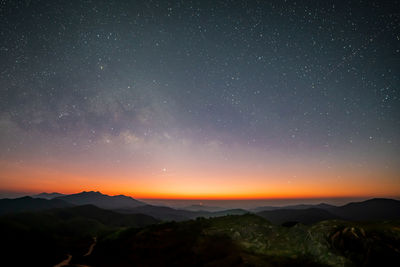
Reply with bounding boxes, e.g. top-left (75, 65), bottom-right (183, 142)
top-left (1, 189), bottom-right (399, 201)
